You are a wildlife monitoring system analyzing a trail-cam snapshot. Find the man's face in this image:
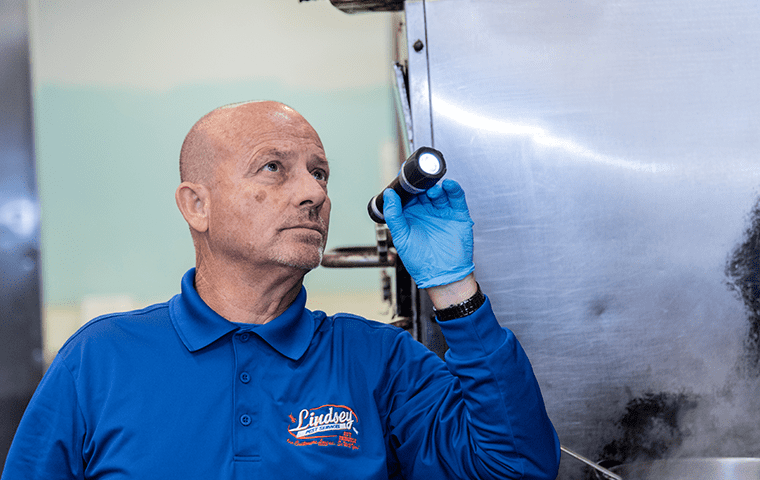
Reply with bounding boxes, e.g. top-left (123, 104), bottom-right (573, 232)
top-left (206, 107), bottom-right (331, 272)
